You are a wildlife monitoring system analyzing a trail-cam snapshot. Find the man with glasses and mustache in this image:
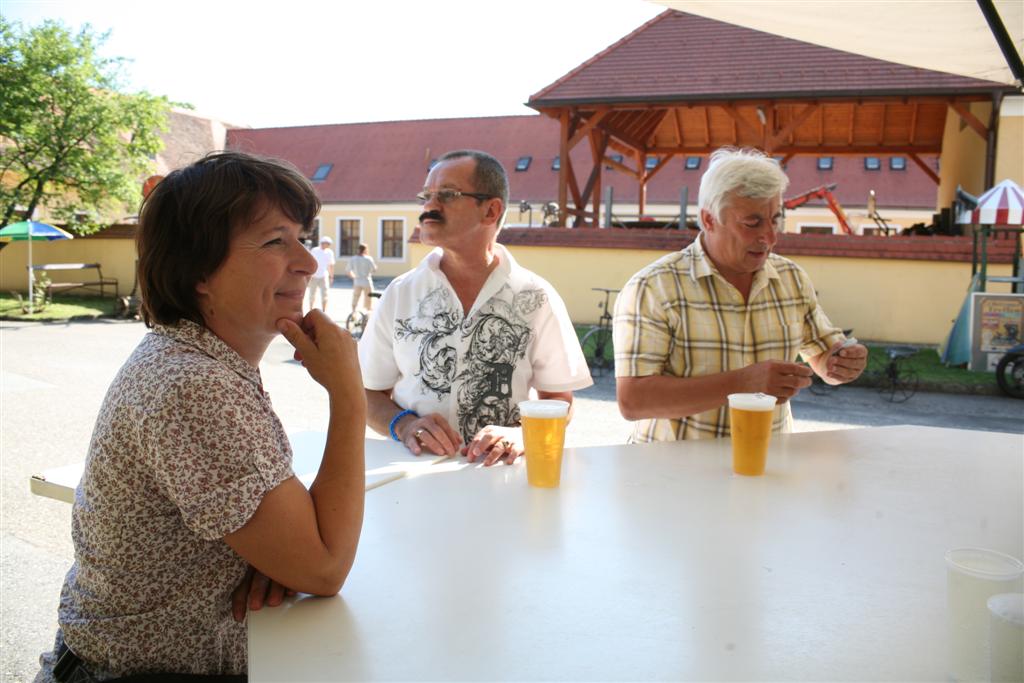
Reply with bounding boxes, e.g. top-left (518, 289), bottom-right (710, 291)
top-left (358, 149), bottom-right (591, 464)
top-left (614, 148), bottom-right (867, 443)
